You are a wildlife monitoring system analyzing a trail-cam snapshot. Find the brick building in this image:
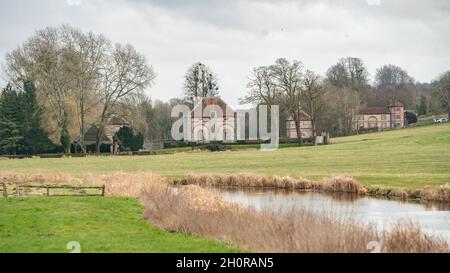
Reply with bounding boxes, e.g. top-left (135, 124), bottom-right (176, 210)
top-left (357, 101), bottom-right (405, 131)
